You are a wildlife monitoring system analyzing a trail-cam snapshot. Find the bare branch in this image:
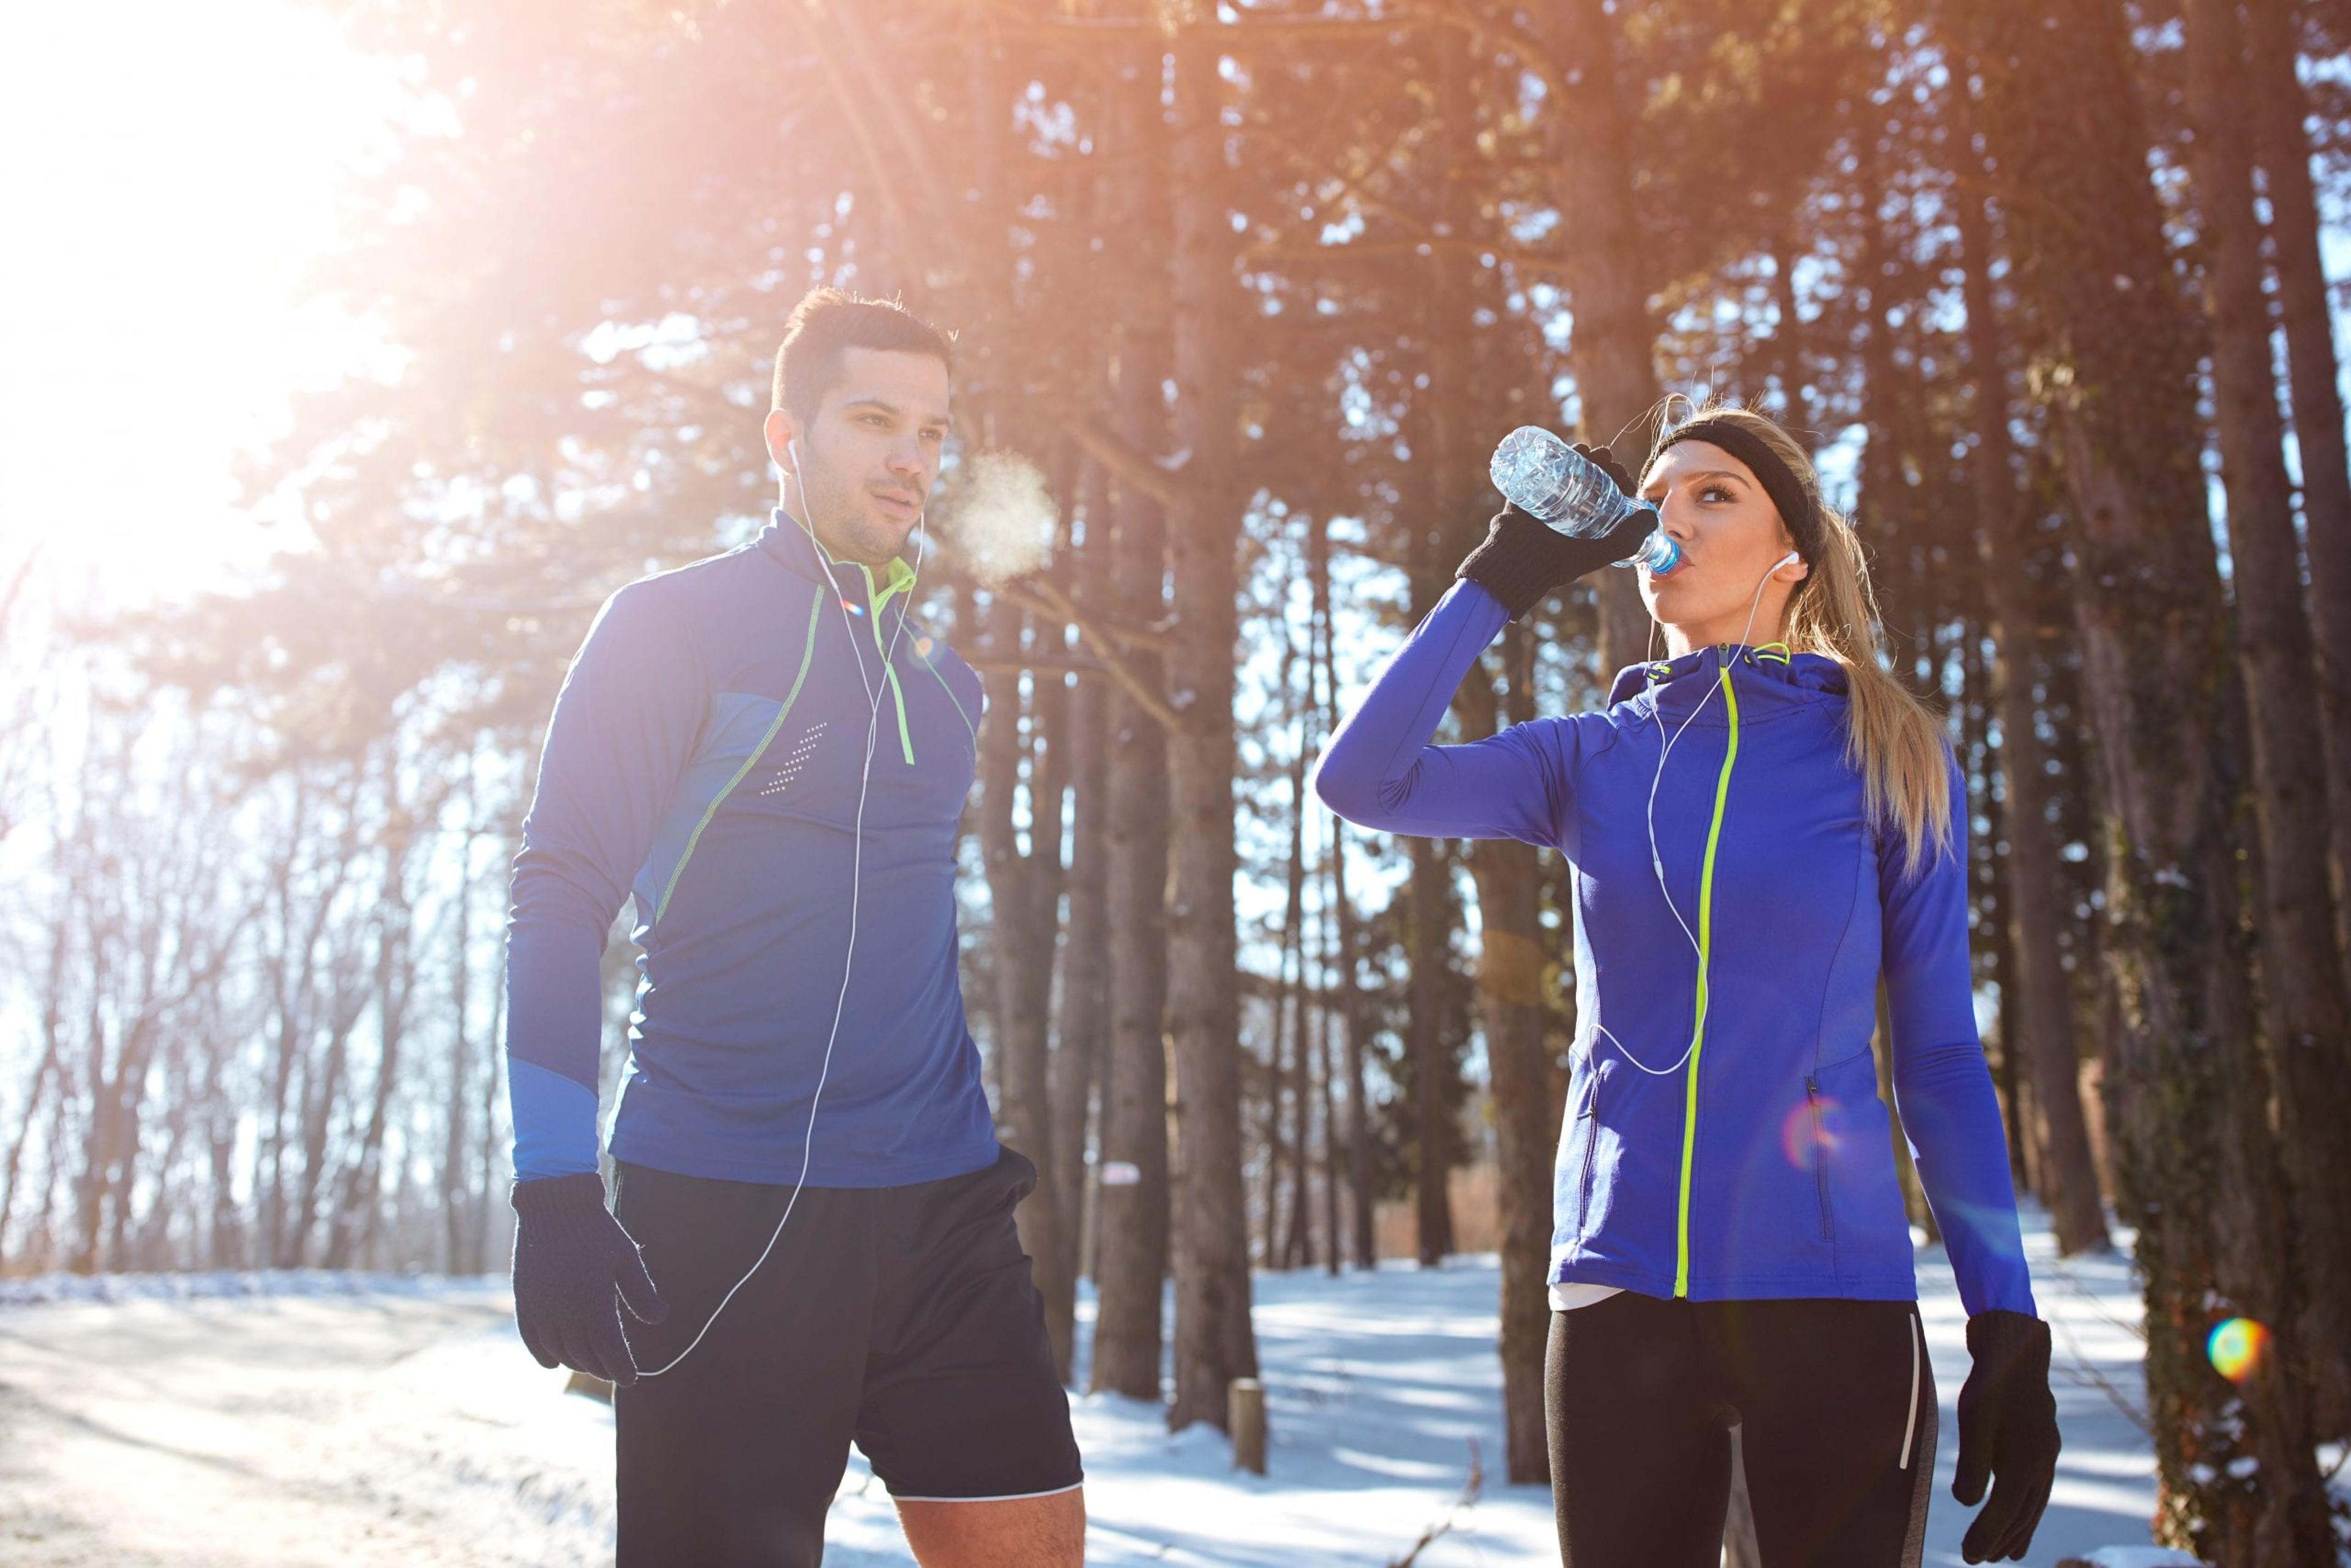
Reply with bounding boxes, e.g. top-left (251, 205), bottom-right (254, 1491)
top-left (995, 577), bottom-right (1183, 734)
top-left (1068, 419), bottom-right (1193, 514)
